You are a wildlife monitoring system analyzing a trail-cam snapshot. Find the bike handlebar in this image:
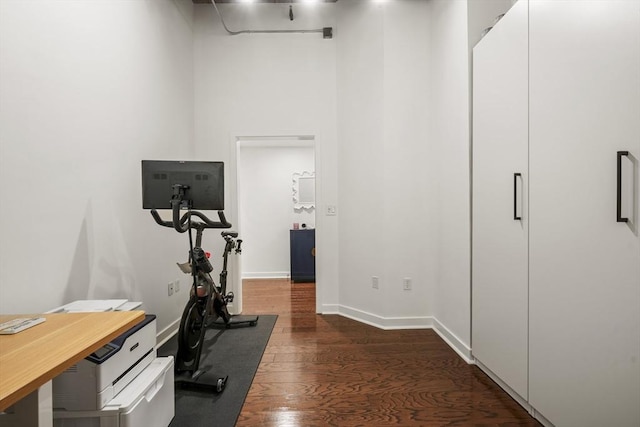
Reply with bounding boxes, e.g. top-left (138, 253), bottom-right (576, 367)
top-left (150, 209), bottom-right (232, 232)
